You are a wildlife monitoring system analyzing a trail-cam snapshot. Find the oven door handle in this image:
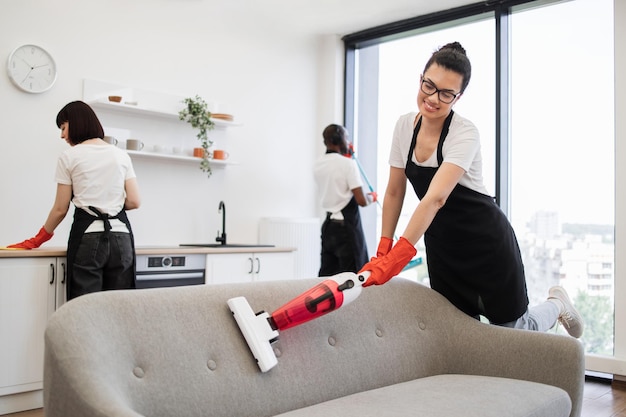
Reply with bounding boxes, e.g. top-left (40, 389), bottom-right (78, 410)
top-left (136, 271), bottom-right (205, 281)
